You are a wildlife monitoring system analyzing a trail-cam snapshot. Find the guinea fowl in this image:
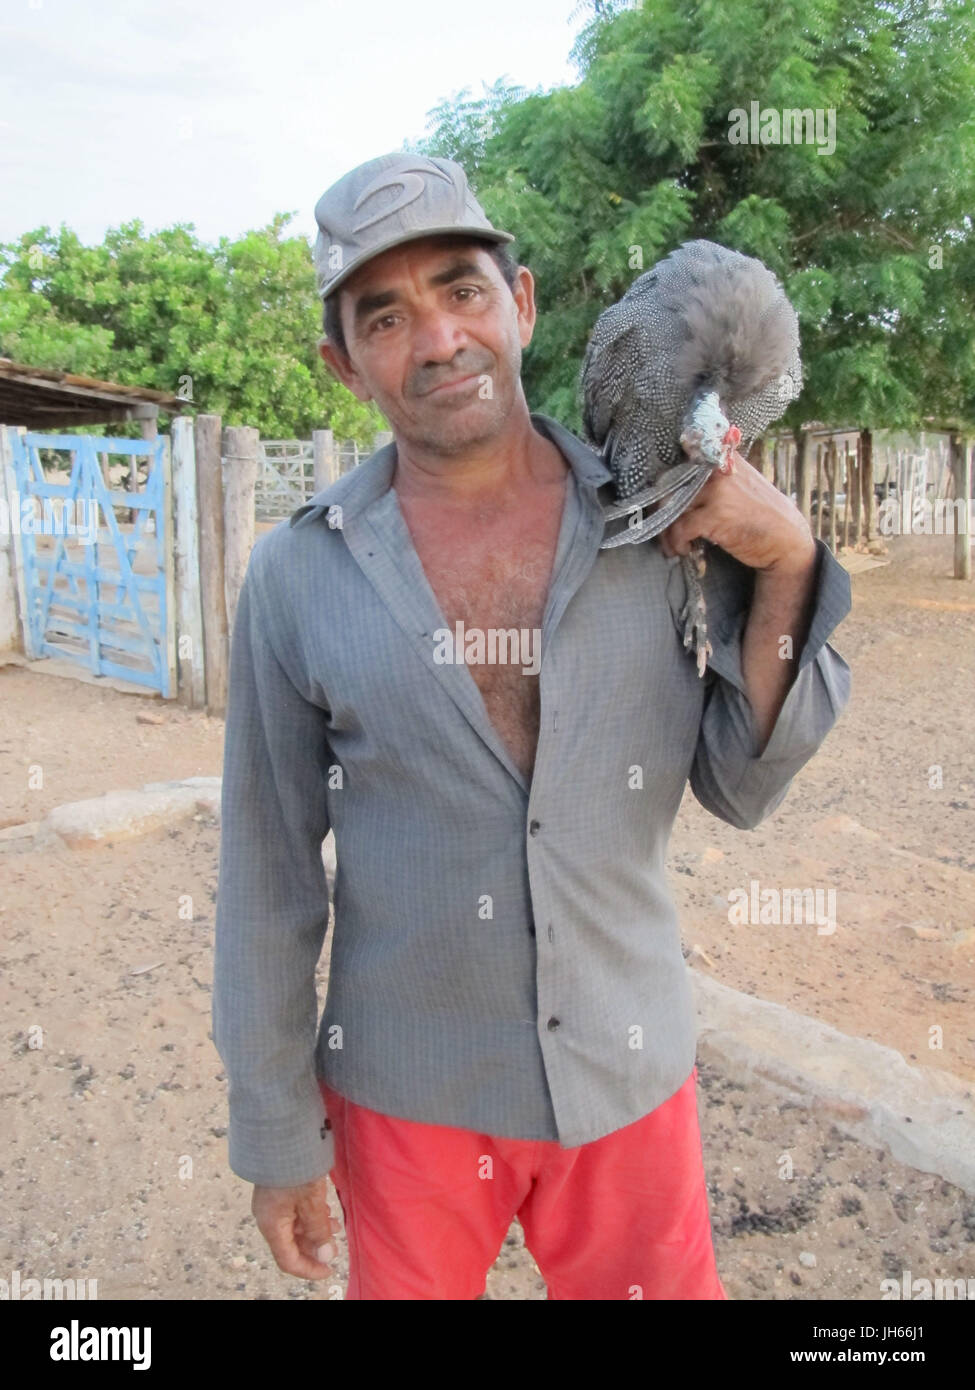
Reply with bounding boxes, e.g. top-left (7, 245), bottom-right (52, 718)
top-left (580, 238), bottom-right (803, 675)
